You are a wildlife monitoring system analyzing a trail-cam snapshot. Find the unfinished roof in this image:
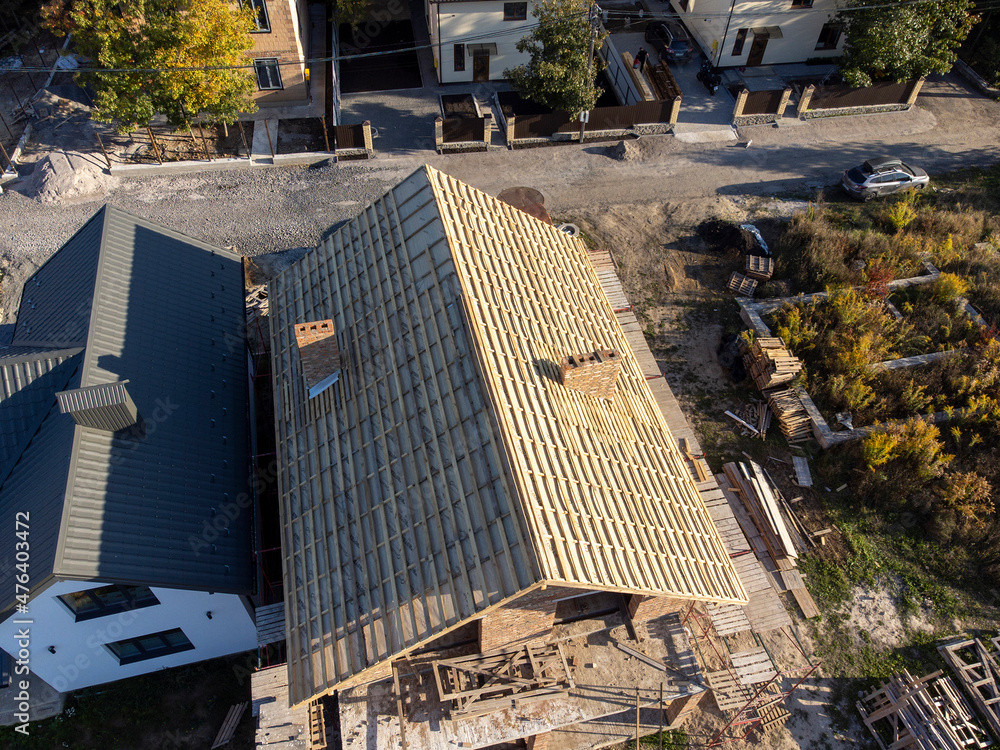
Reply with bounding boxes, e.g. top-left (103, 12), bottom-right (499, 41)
top-left (270, 166), bottom-right (746, 705)
top-left (0, 206), bottom-right (253, 616)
